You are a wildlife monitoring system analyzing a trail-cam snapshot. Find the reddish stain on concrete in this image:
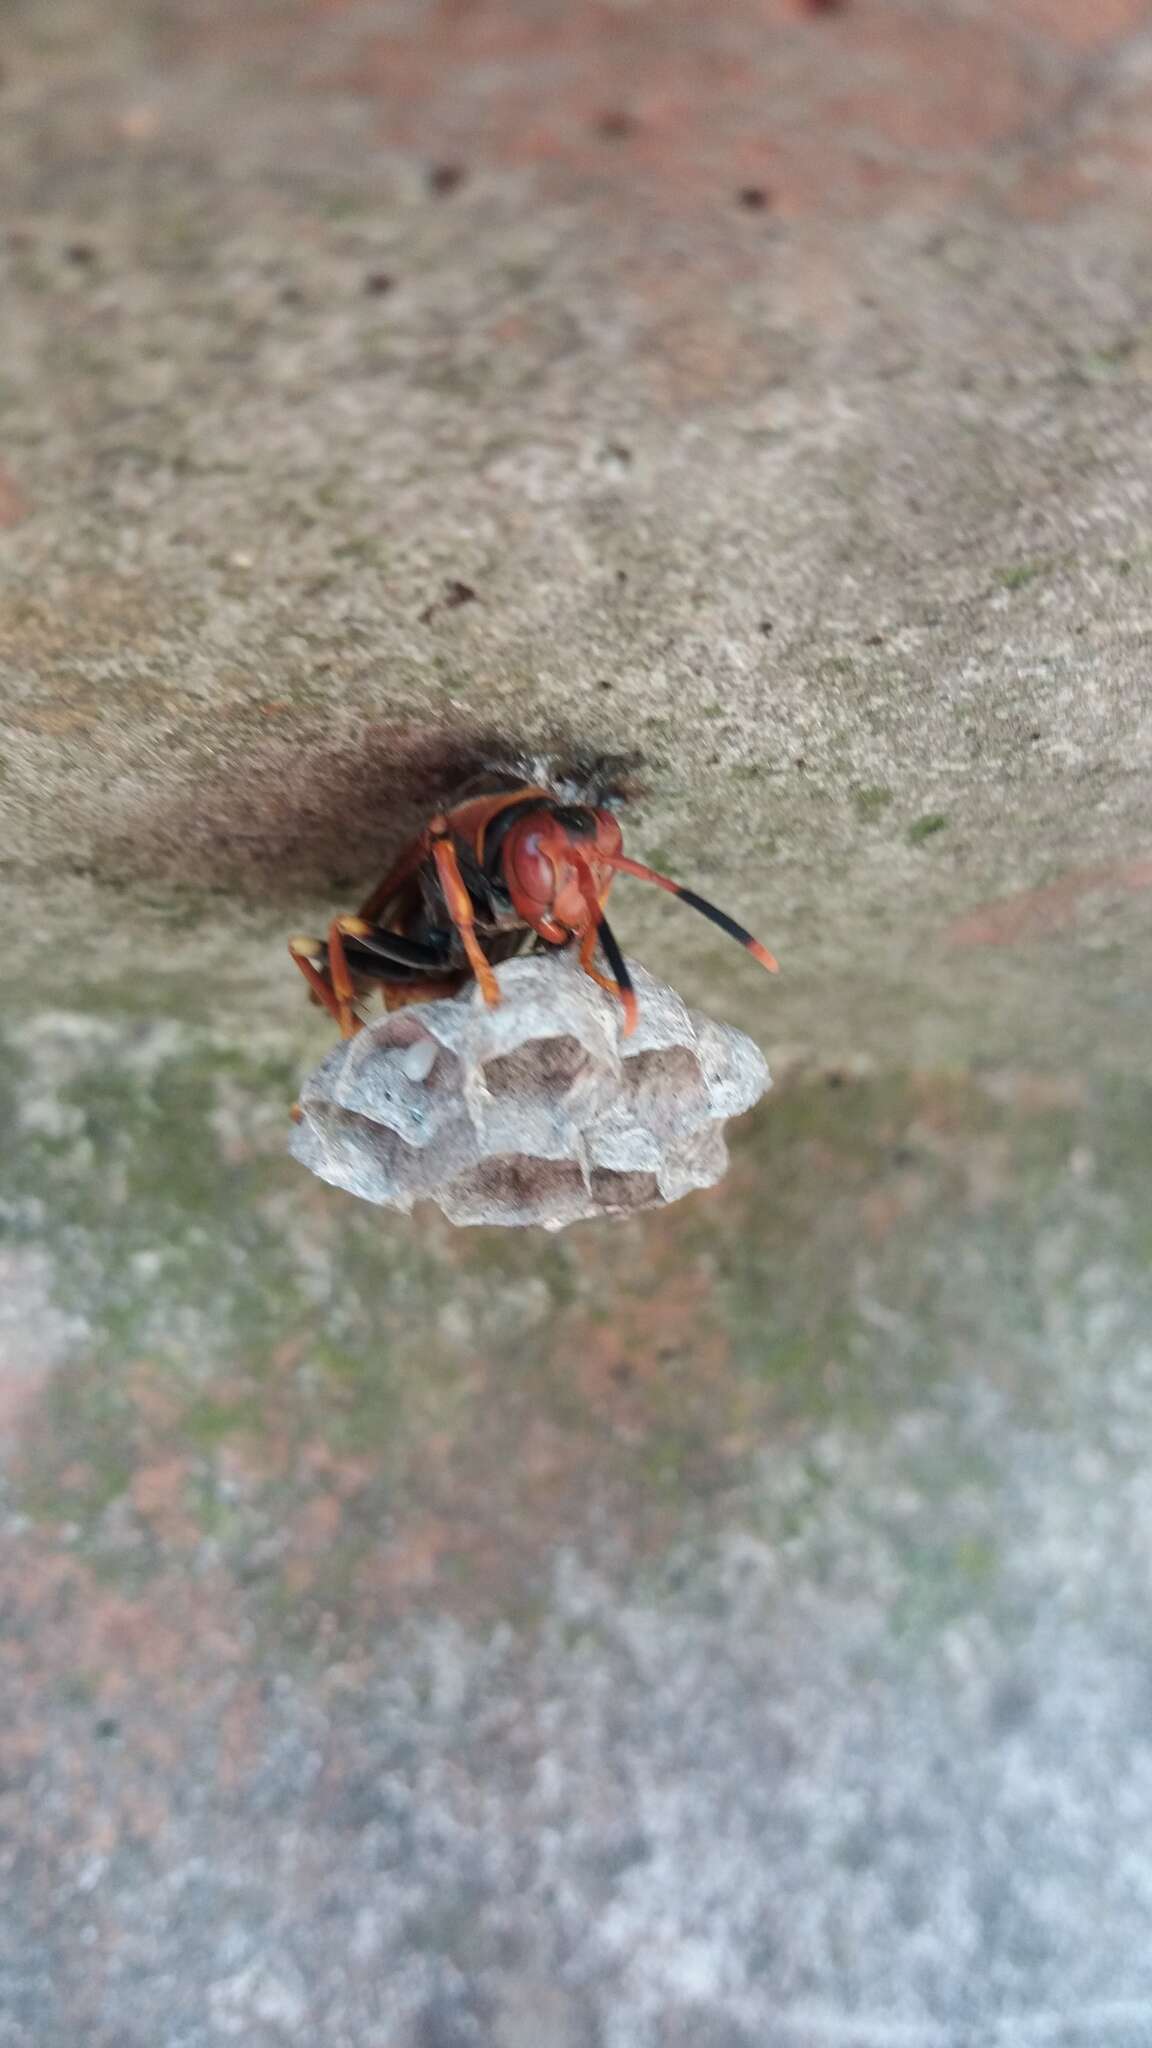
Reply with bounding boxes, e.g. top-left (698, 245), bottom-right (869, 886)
top-left (145, 0), bottom-right (1152, 239)
top-left (947, 859), bottom-right (1152, 947)
top-left (0, 1529), bottom-right (256, 1906)
top-left (297, 0), bottom-right (1152, 221)
top-left (137, 0), bottom-right (1152, 427)
top-left (558, 1265), bottom-right (730, 1417)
